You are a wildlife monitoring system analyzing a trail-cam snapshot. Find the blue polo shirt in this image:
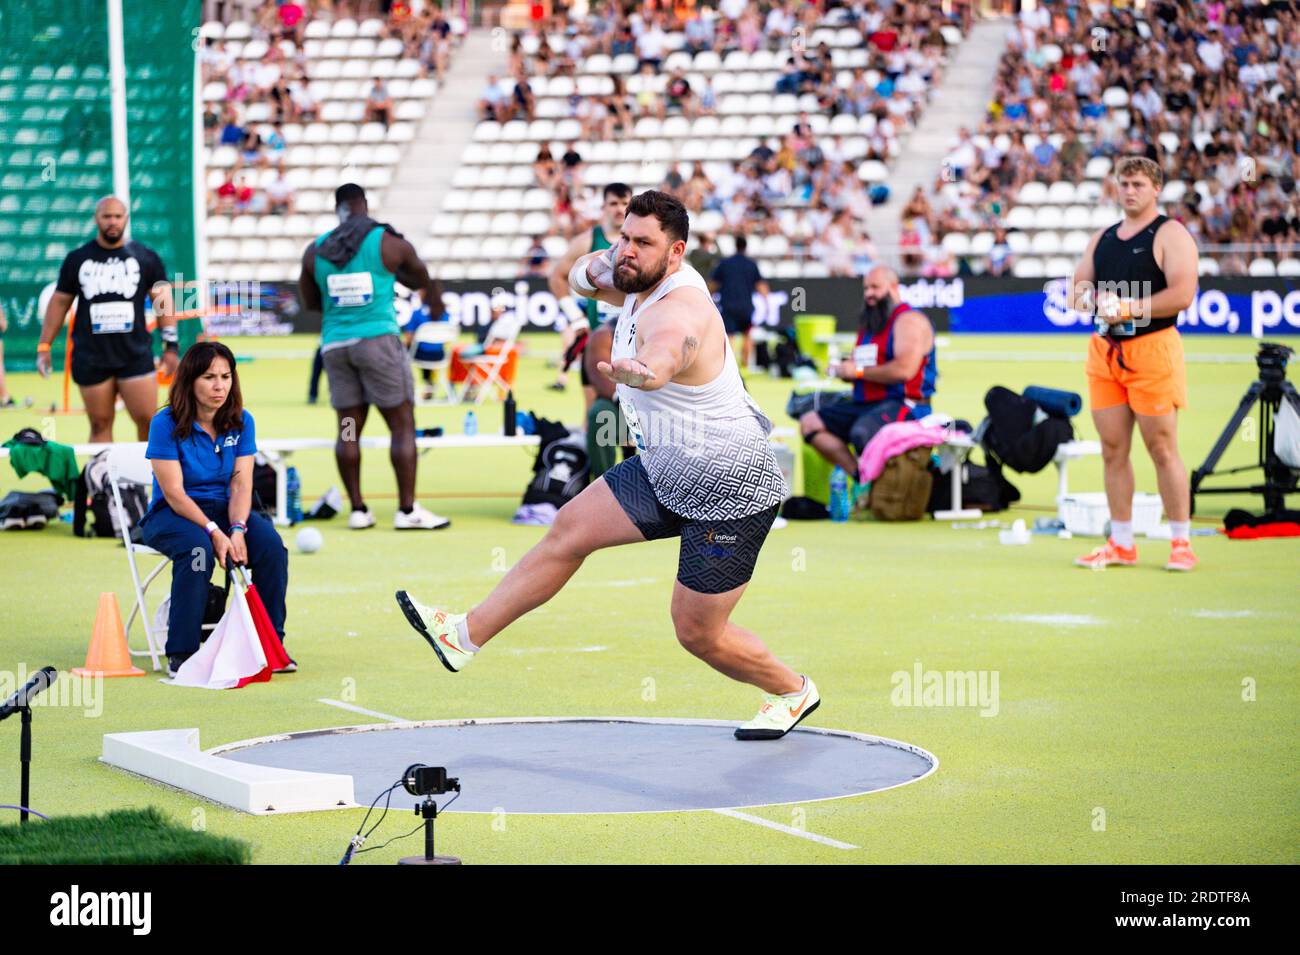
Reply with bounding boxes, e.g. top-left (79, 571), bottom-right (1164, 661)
top-left (145, 407), bottom-right (257, 509)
